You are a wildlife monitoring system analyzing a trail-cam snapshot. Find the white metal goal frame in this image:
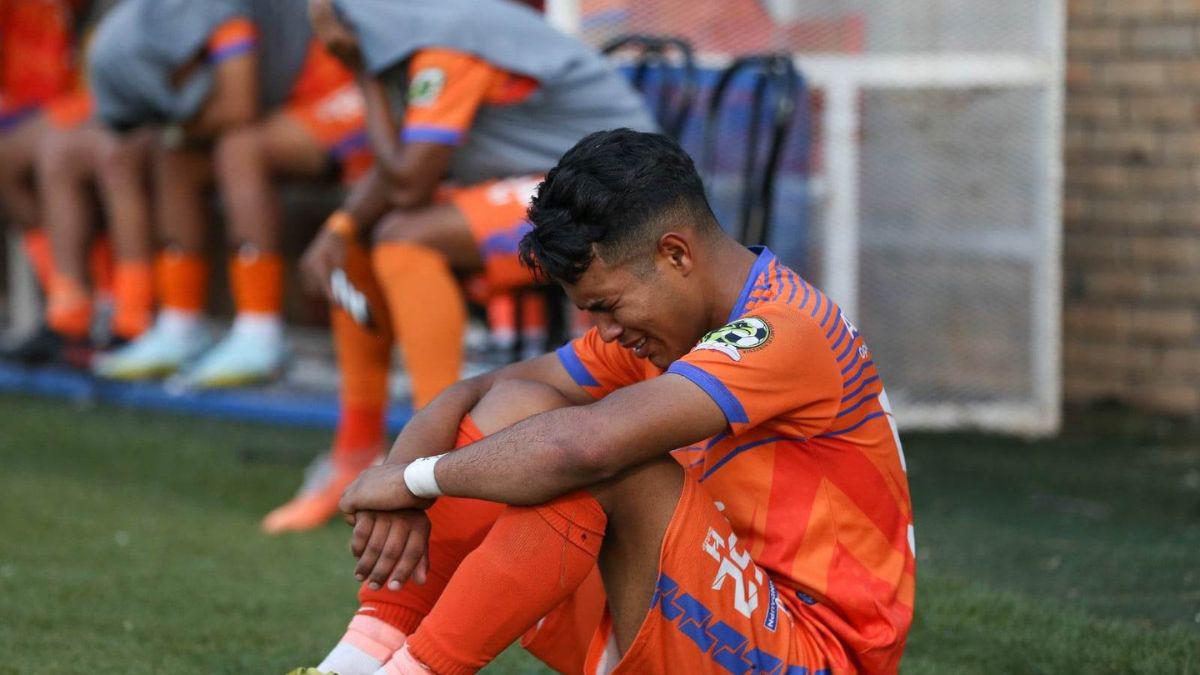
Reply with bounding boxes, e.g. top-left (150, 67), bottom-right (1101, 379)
top-left (550, 0), bottom-right (1066, 436)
